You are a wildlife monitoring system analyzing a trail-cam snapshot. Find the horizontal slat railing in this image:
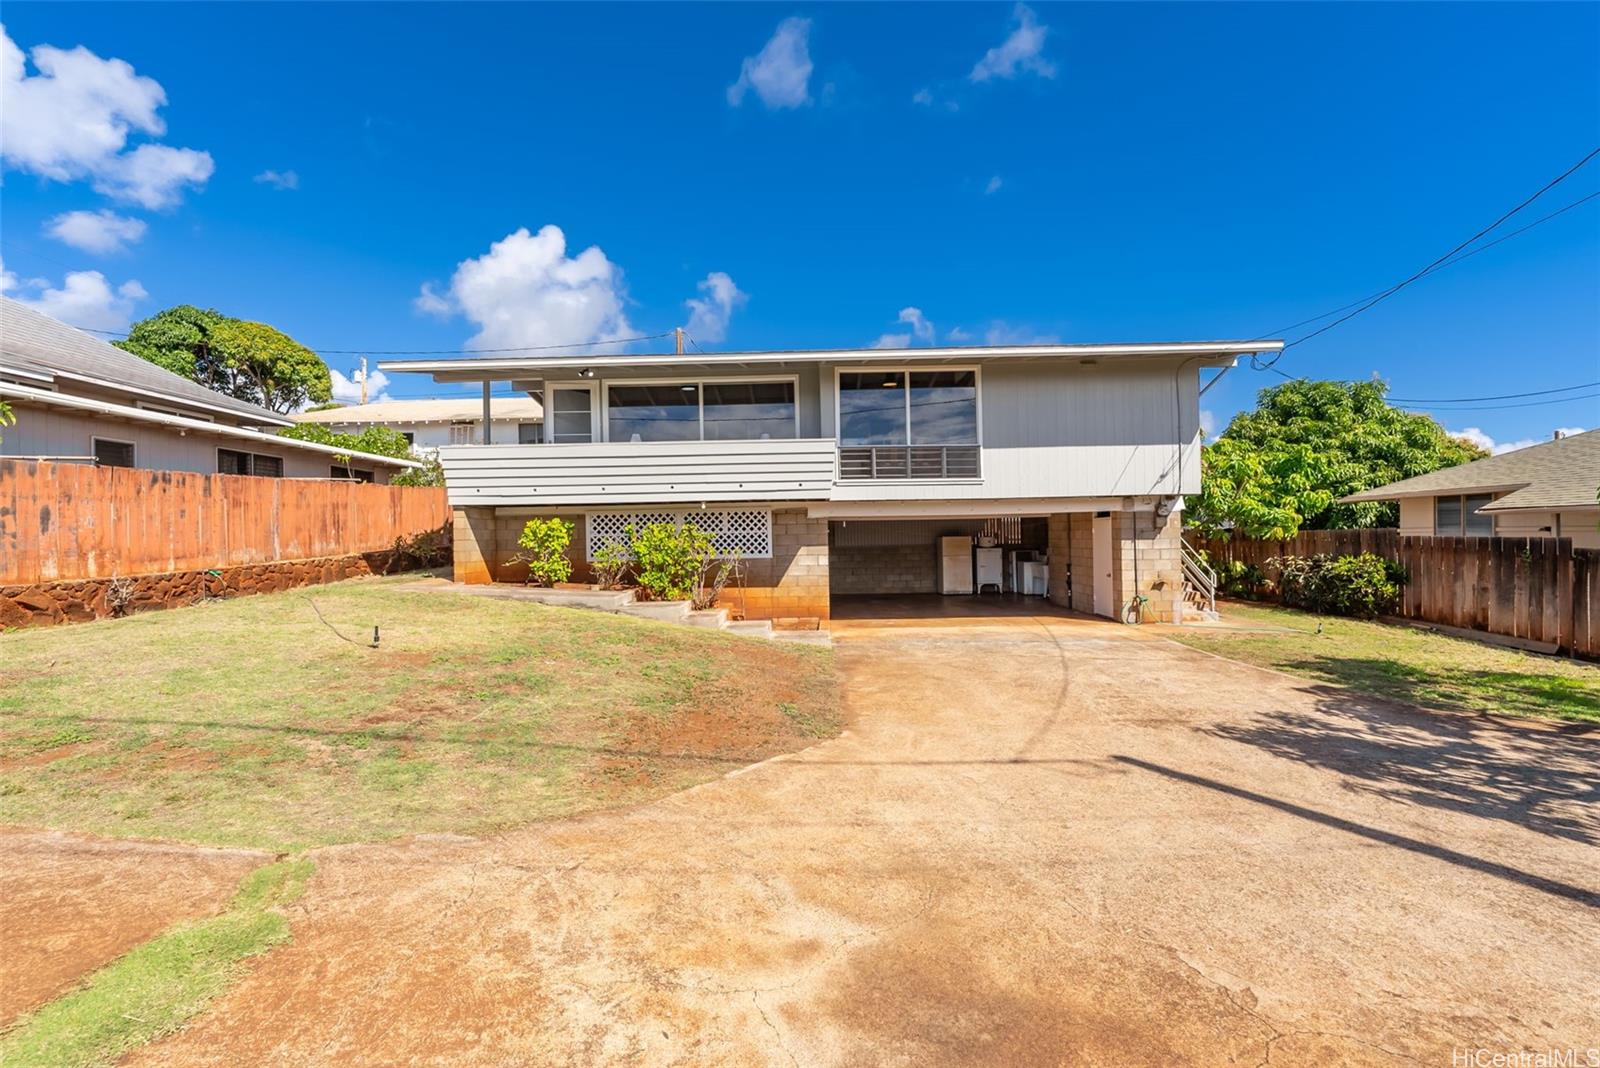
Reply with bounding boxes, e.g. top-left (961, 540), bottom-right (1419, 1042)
top-left (438, 438), bottom-right (839, 506)
top-left (836, 445), bottom-right (981, 481)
